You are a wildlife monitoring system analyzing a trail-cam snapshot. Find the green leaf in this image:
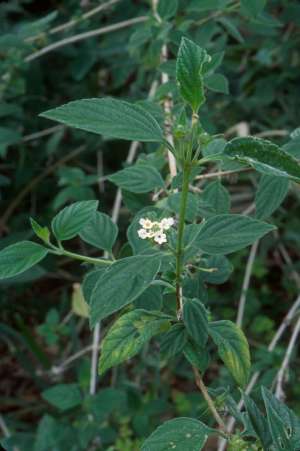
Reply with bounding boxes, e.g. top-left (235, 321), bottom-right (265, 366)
top-left (42, 384), bottom-right (82, 411)
top-left (183, 299), bottom-right (209, 346)
top-left (243, 394), bottom-right (272, 449)
top-left (196, 214), bottom-right (275, 255)
top-left (30, 218), bottom-right (50, 244)
top-left (200, 255), bottom-right (233, 284)
top-left (157, 0), bottom-right (178, 19)
top-left (183, 340), bottom-right (210, 373)
top-left (224, 137), bottom-right (300, 182)
top-left (202, 180), bottom-right (231, 215)
top-left (40, 98), bottom-right (164, 143)
top-left (79, 211), bottom-right (118, 252)
top-left (108, 164), bottom-right (164, 193)
top-left (262, 387), bottom-right (300, 450)
top-left (176, 37), bottom-right (210, 113)
top-left (99, 309), bottom-right (170, 374)
top-left (90, 255), bottom-right (161, 326)
top-left (134, 285), bottom-right (163, 311)
top-left (51, 200), bottom-right (98, 241)
top-left (141, 417), bottom-right (210, 451)
top-left (82, 268), bottom-right (105, 305)
top-left (0, 241), bottom-right (49, 280)
top-left (160, 323), bottom-right (187, 359)
top-left (241, 0), bottom-right (266, 17)
top-left (204, 73), bottom-right (229, 94)
top-left (255, 175), bottom-right (289, 220)
top-left (209, 320), bottom-right (250, 387)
